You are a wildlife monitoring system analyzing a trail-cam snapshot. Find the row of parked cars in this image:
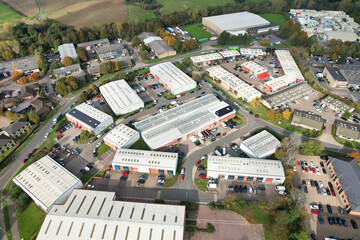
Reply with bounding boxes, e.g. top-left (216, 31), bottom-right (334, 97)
top-left (317, 215), bottom-right (358, 229)
top-left (227, 185), bottom-right (266, 194)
